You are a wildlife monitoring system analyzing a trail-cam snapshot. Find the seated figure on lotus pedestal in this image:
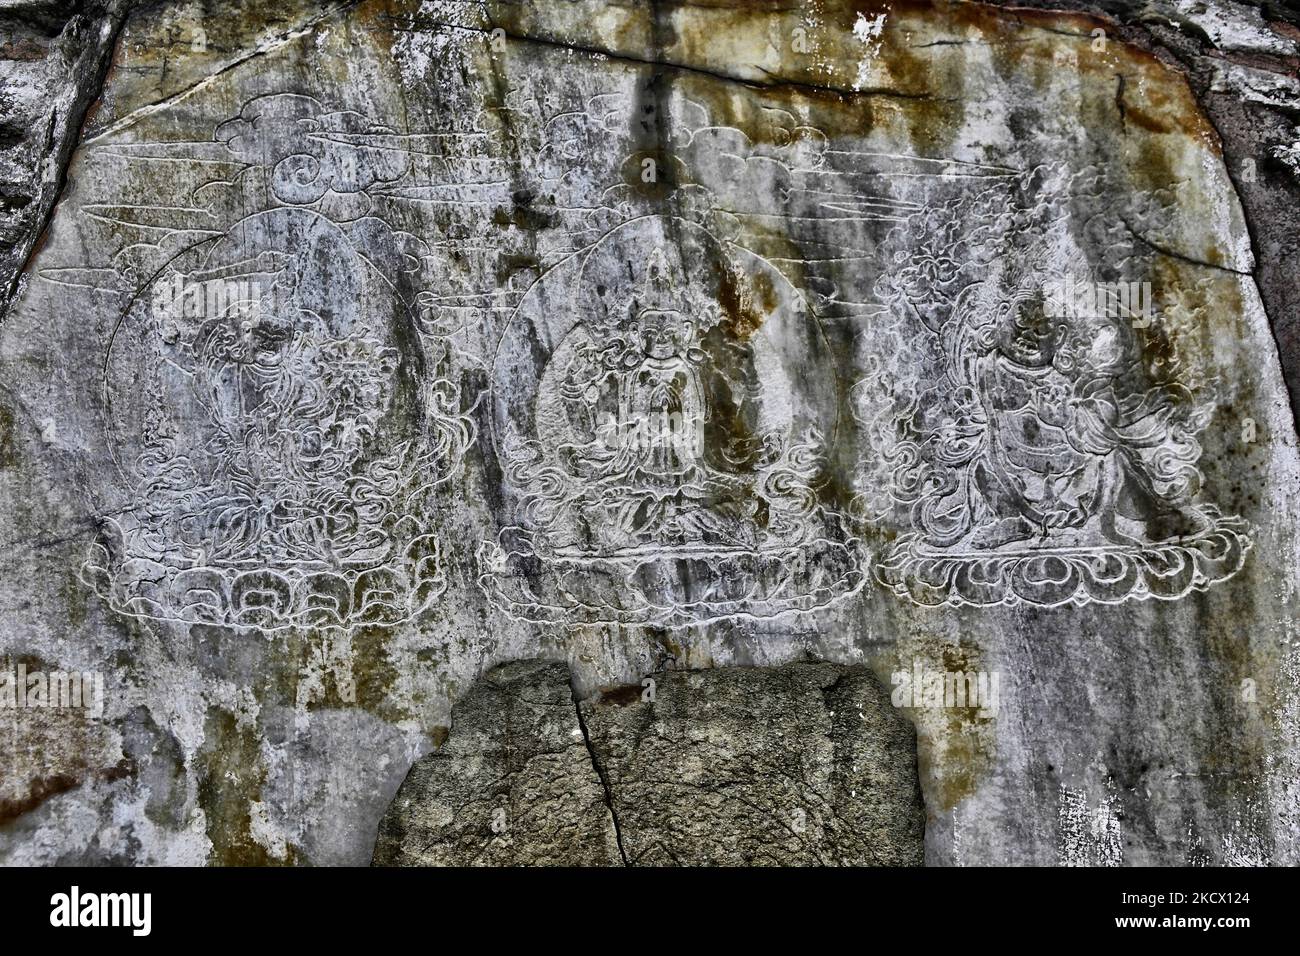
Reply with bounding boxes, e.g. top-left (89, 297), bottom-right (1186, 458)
top-left (481, 217), bottom-right (867, 627)
top-left (878, 276), bottom-right (1250, 607)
